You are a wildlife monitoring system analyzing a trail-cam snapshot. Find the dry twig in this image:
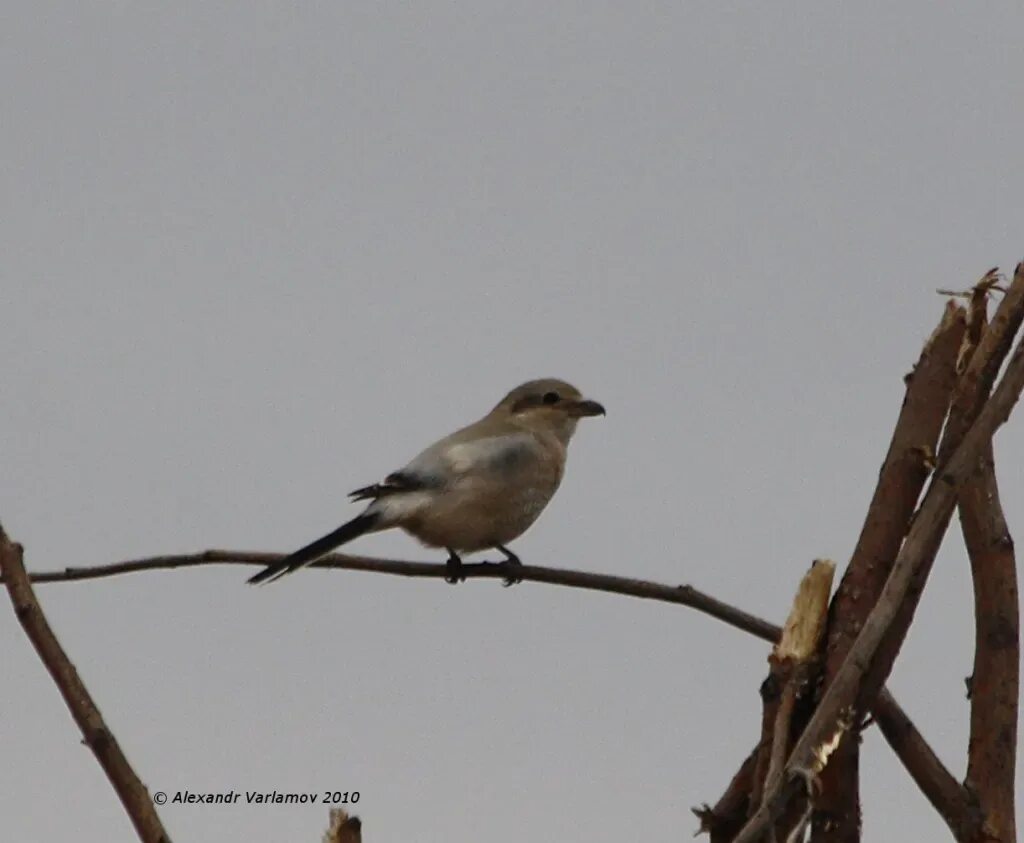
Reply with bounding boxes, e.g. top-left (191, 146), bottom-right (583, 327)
top-left (0, 525), bottom-right (172, 843)
top-left (13, 550), bottom-right (781, 641)
top-left (6, 547), bottom-right (957, 838)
